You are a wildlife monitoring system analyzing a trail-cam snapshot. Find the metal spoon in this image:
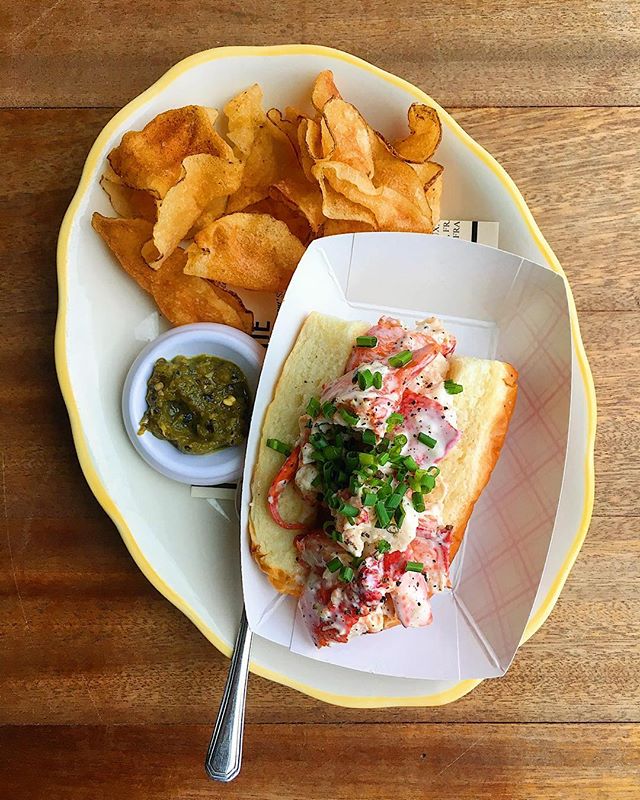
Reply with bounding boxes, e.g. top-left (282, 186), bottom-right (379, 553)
top-left (205, 483), bottom-right (253, 782)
